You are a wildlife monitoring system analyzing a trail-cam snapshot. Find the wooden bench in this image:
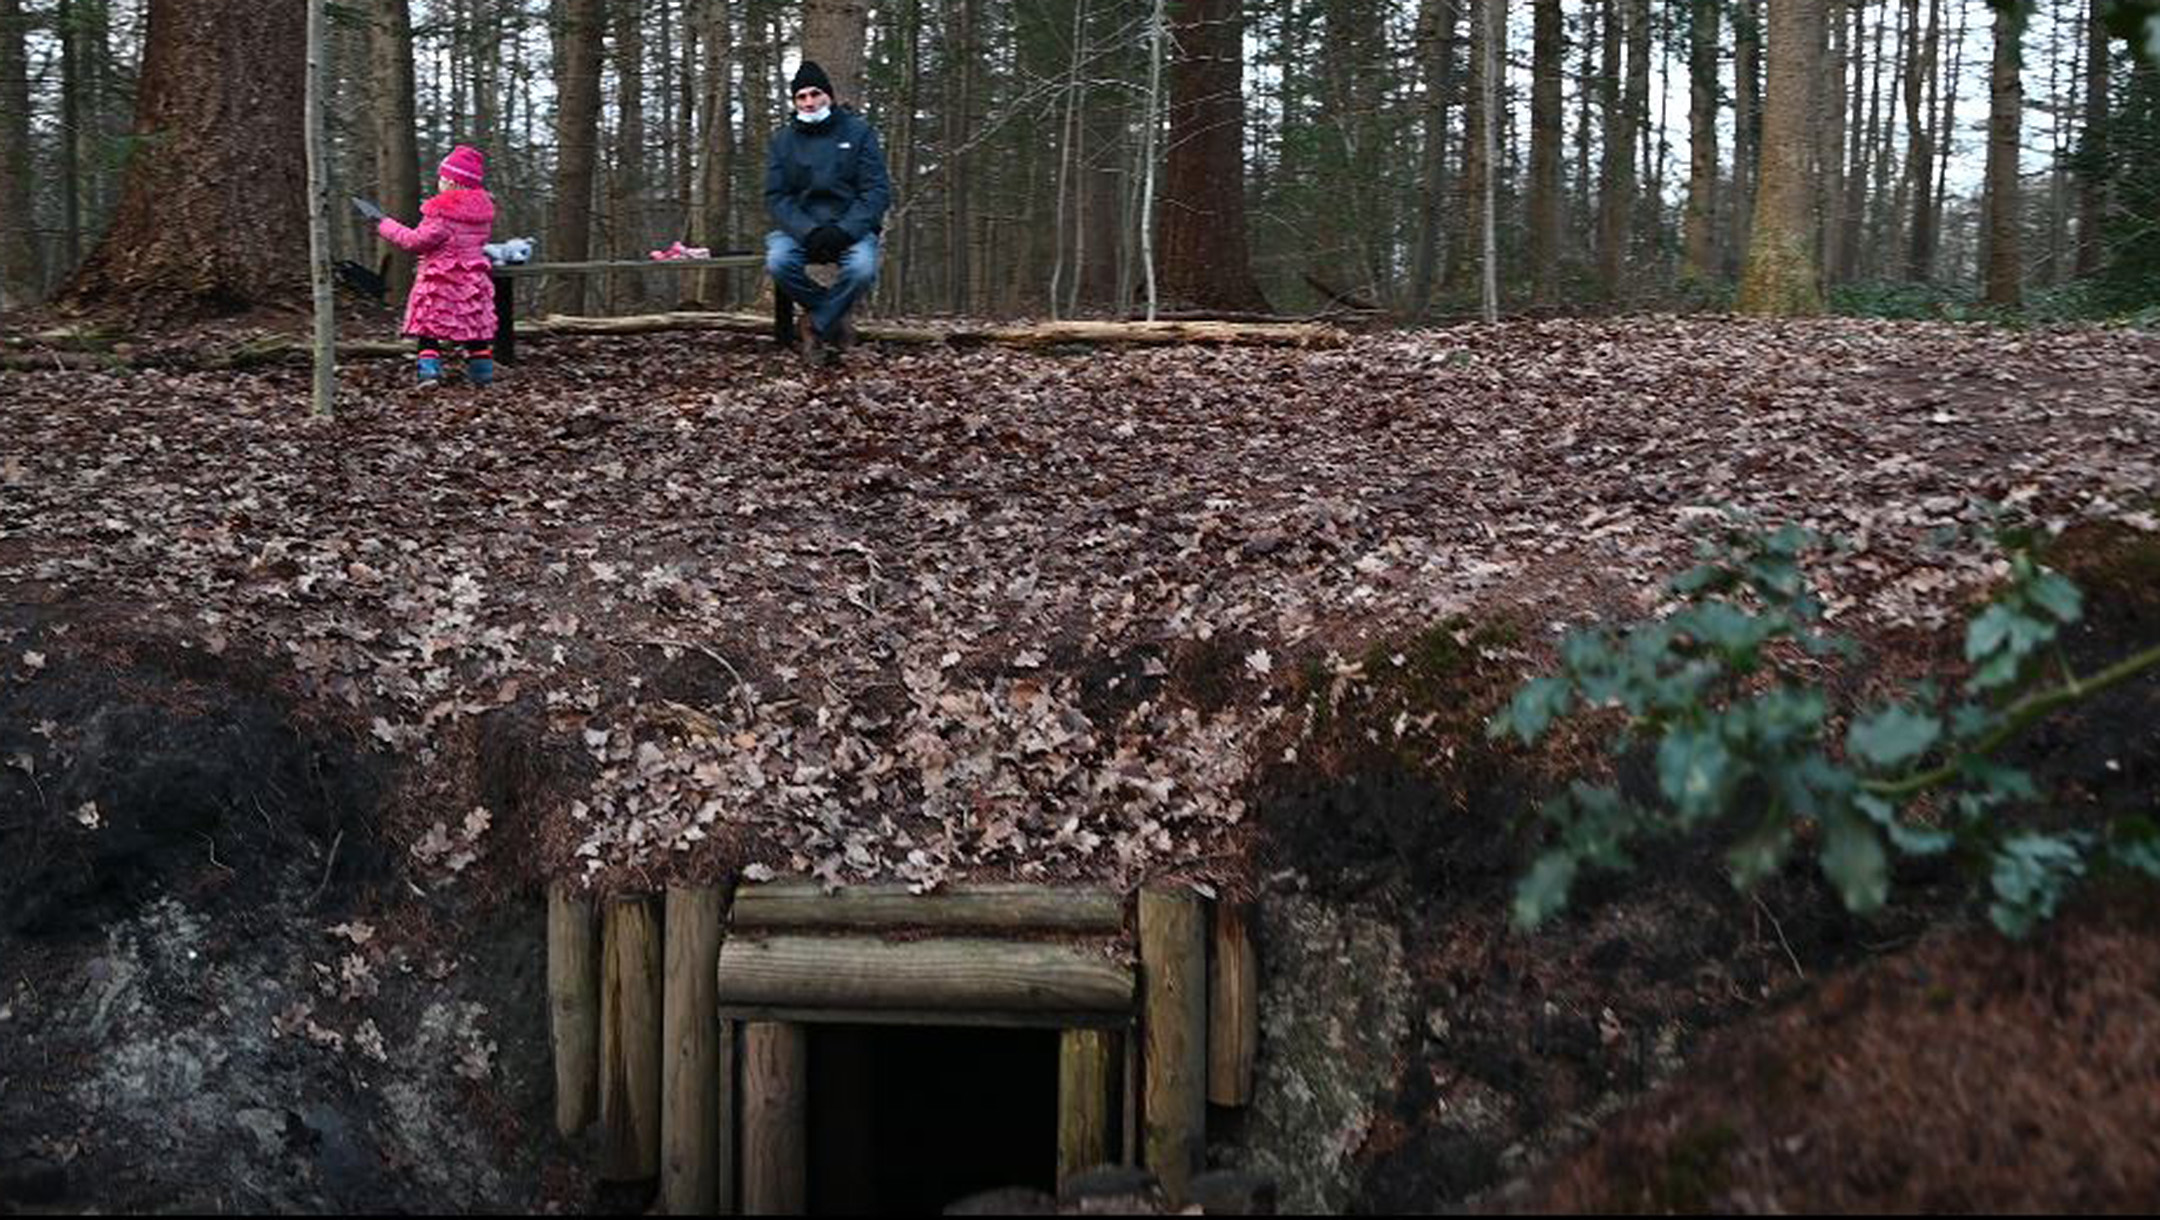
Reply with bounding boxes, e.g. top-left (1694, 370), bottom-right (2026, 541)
top-left (490, 255), bottom-right (771, 362)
